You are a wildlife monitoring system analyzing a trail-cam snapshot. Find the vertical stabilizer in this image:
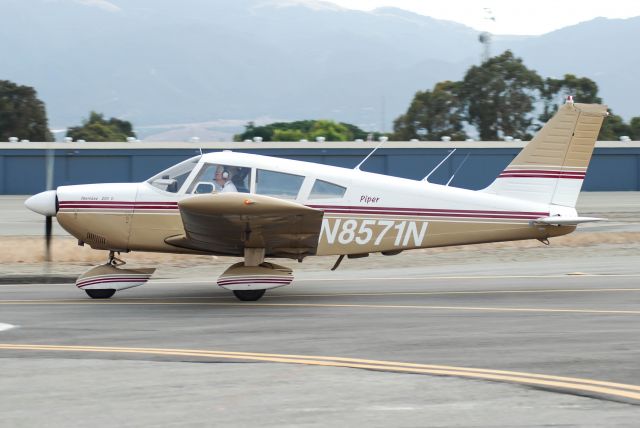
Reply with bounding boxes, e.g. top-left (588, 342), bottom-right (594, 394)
top-left (482, 101), bottom-right (608, 207)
